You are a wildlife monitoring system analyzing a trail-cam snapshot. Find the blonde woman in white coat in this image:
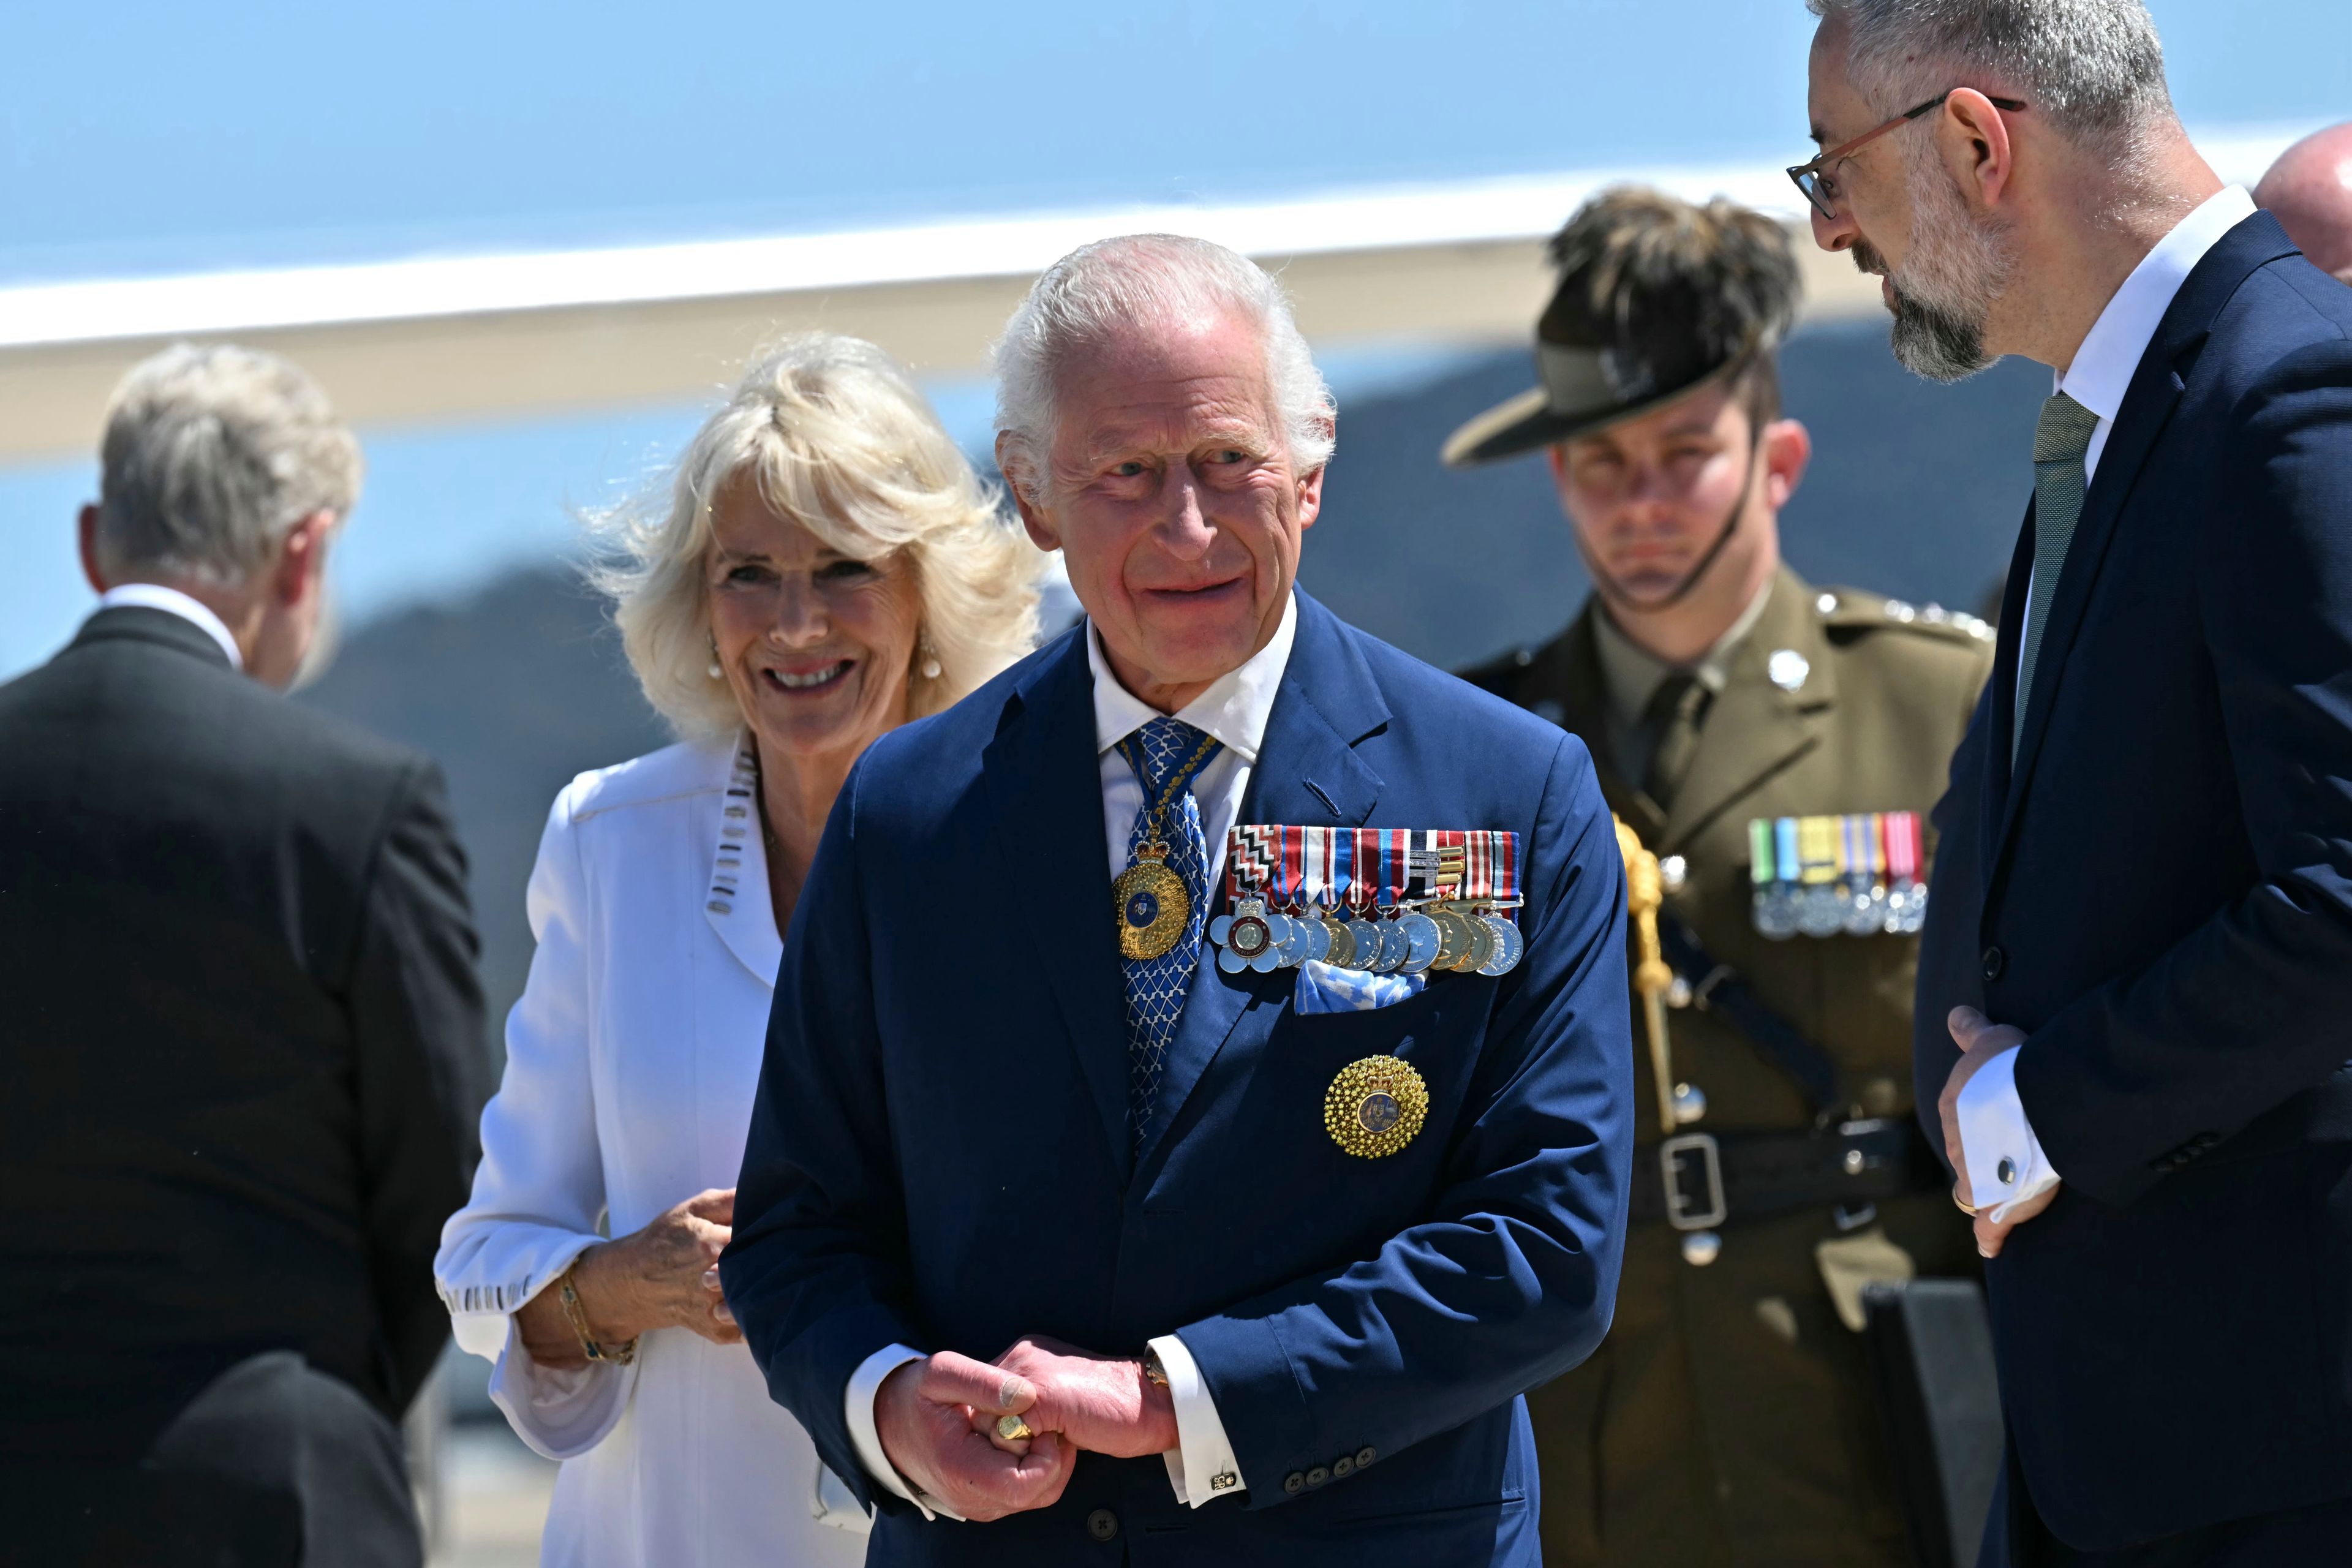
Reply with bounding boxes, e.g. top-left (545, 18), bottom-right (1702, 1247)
top-left (435, 333), bottom-right (1039, 1567)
